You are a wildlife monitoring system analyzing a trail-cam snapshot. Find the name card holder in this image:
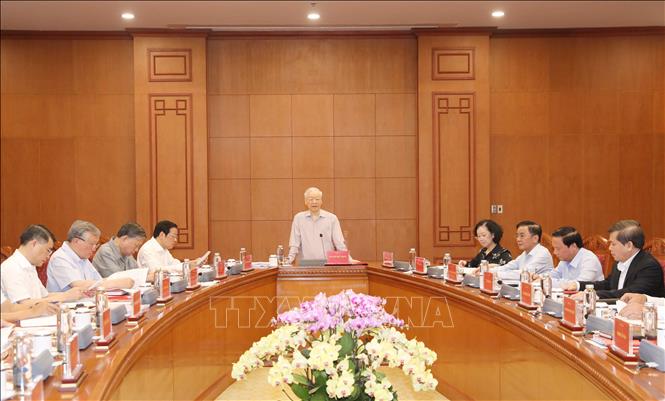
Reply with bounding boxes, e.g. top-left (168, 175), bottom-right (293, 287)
top-left (382, 251), bottom-right (394, 268)
top-left (127, 290), bottom-right (146, 325)
top-left (518, 281), bottom-right (538, 310)
top-left (59, 333), bottom-right (86, 391)
top-left (186, 266), bottom-right (201, 291)
top-left (326, 250), bottom-right (350, 265)
top-left (609, 317), bottom-right (639, 364)
top-left (445, 263), bottom-right (462, 284)
top-left (156, 275), bottom-right (173, 305)
top-left (215, 259), bottom-right (227, 280)
top-left (559, 297), bottom-right (584, 335)
top-left (480, 272), bottom-right (498, 296)
top-left (242, 254), bottom-right (254, 271)
top-left (413, 257), bottom-right (427, 275)
top-left (95, 308), bottom-right (117, 352)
